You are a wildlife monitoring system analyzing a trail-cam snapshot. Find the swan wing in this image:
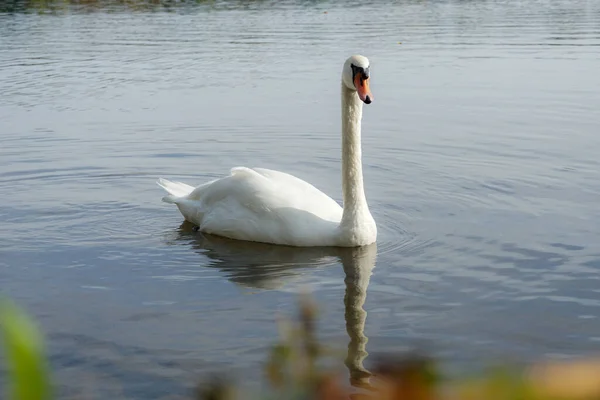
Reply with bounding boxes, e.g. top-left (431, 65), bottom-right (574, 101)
top-left (250, 167), bottom-right (343, 213)
top-left (160, 167), bottom-right (343, 246)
